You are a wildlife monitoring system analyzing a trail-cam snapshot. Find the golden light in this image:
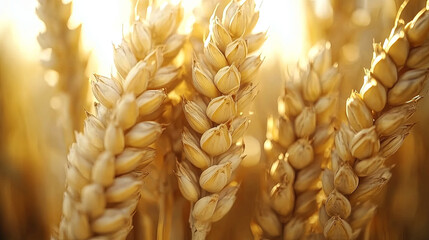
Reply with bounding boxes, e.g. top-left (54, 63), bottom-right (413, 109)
top-left (278, 97), bottom-right (286, 116)
top-left (70, 0), bottom-right (197, 75)
top-left (0, 0), bottom-right (305, 72)
top-left (0, 0), bottom-right (44, 59)
top-left (69, 0), bottom-right (132, 75)
top-left (174, 0), bottom-right (197, 34)
top-left (256, 0), bottom-right (307, 62)
top-left (266, 115), bottom-right (274, 139)
top-left (241, 135), bottom-right (262, 167)
top-left (8, 0), bottom-right (427, 239)
top-left (263, 139), bottom-right (272, 151)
